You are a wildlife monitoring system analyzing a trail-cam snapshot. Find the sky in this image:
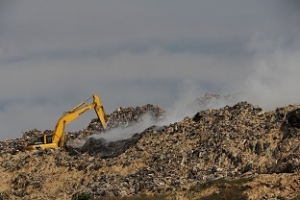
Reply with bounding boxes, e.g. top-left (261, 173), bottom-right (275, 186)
top-left (0, 1), bottom-right (300, 140)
